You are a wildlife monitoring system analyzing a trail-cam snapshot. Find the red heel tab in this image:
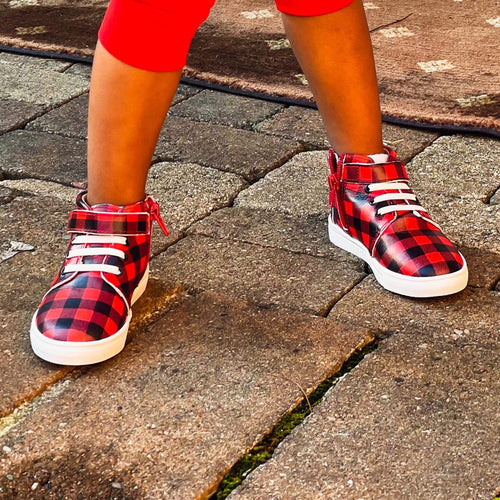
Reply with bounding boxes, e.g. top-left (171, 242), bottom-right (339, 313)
top-left (147, 198), bottom-right (170, 237)
top-left (328, 150), bottom-right (338, 175)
